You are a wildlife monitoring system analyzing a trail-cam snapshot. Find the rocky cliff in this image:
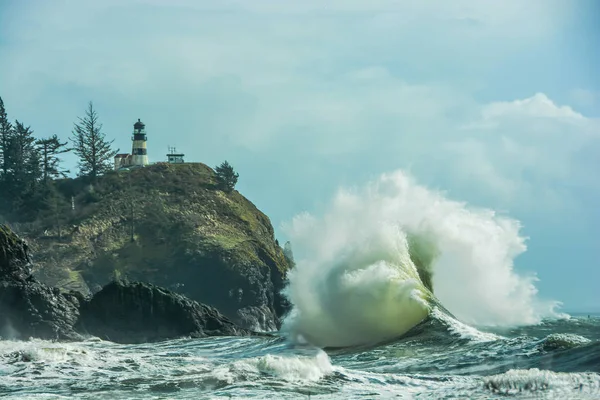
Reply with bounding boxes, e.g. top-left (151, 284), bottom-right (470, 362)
top-left (0, 224), bottom-right (84, 340)
top-left (0, 224), bottom-right (253, 343)
top-left (21, 163), bottom-right (291, 331)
